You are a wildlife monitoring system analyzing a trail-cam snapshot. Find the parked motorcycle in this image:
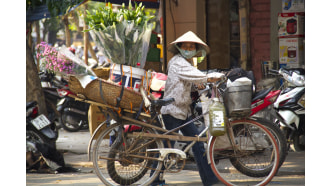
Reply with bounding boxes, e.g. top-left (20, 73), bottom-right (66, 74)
top-left (270, 68), bottom-right (305, 152)
top-left (26, 101), bottom-right (58, 149)
top-left (39, 71), bottom-right (62, 128)
top-left (40, 71), bottom-right (90, 132)
top-left (26, 102), bottom-right (80, 173)
top-left (57, 88), bottom-right (90, 132)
